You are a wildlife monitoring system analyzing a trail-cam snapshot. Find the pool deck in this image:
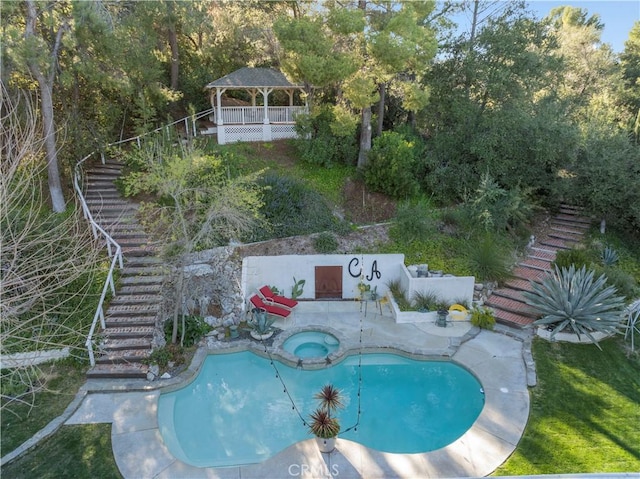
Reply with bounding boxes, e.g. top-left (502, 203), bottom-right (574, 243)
top-left (66, 301), bottom-right (532, 478)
